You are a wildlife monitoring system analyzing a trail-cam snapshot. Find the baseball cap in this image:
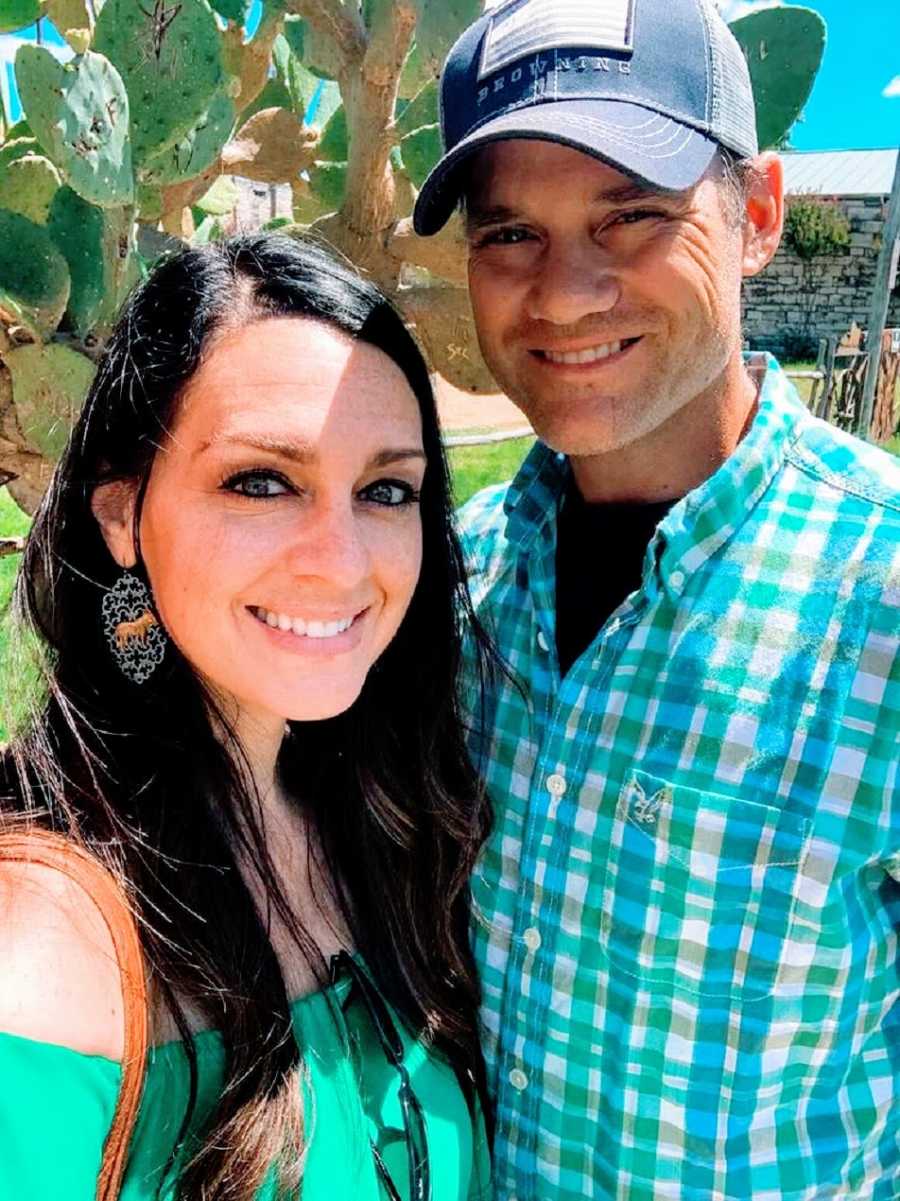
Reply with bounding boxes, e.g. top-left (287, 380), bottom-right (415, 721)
top-left (413, 0), bottom-right (759, 236)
